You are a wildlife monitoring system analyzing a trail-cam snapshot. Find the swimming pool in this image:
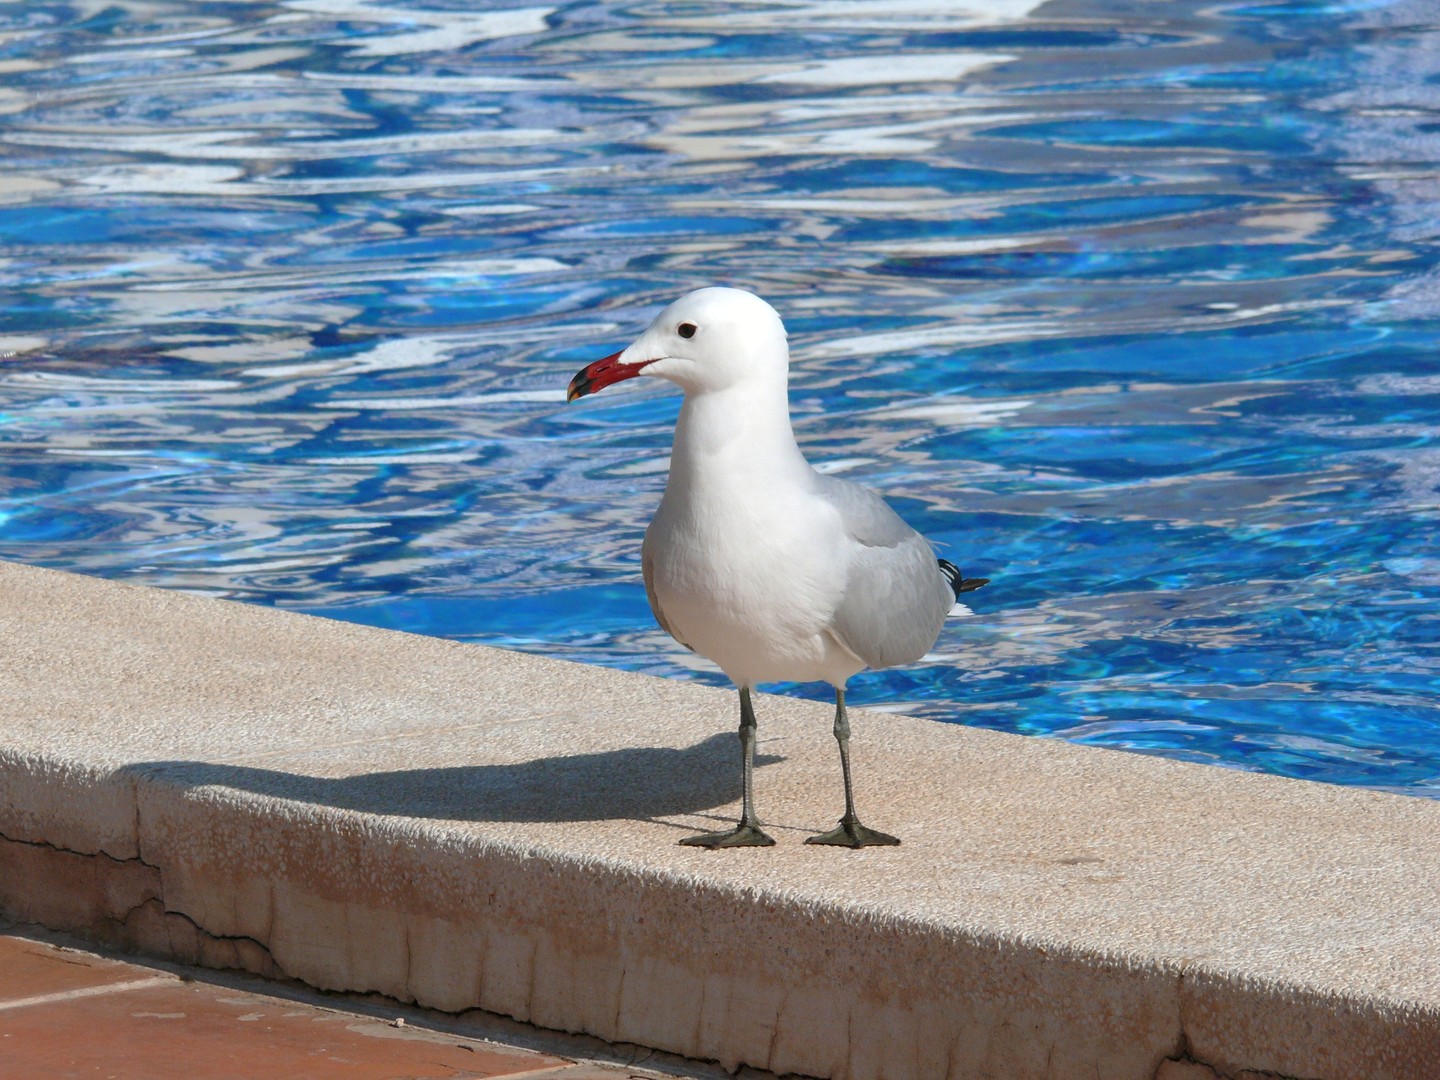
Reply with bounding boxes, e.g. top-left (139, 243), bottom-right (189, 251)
top-left (2, 0), bottom-right (1437, 795)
